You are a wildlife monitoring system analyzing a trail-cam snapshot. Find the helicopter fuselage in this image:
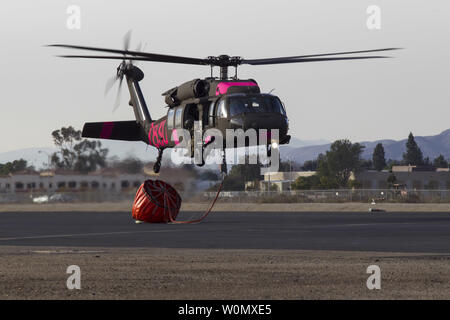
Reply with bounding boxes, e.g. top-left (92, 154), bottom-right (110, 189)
top-left (146, 78), bottom-right (290, 151)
